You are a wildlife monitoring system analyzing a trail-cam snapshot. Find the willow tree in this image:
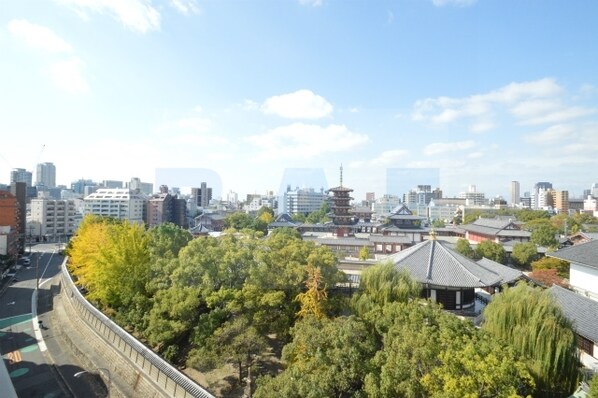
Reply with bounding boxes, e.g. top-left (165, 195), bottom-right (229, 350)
top-left (351, 262), bottom-right (421, 316)
top-left (482, 282), bottom-right (579, 395)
